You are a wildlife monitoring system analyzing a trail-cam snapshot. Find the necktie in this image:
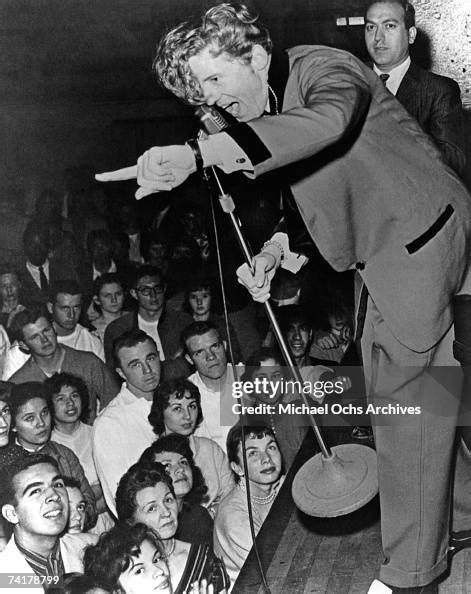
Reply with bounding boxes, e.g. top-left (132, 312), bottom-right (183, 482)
top-left (38, 265), bottom-right (48, 292)
top-left (379, 73), bottom-right (390, 87)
